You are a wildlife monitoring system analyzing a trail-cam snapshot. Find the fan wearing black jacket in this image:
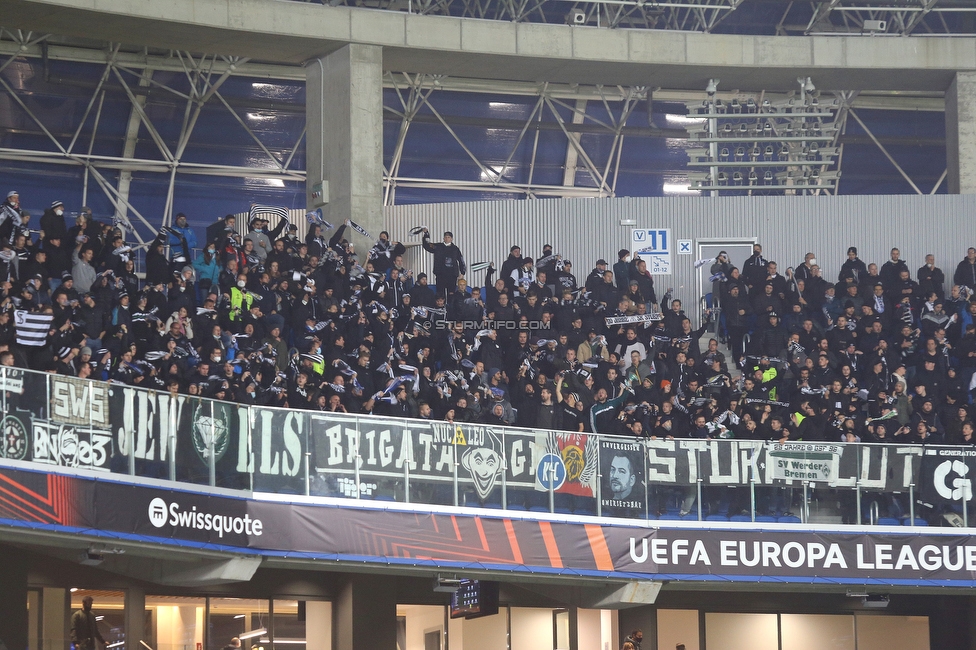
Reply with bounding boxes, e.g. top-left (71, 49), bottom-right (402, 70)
top-left (421, 229), bottom-right (466, 299)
